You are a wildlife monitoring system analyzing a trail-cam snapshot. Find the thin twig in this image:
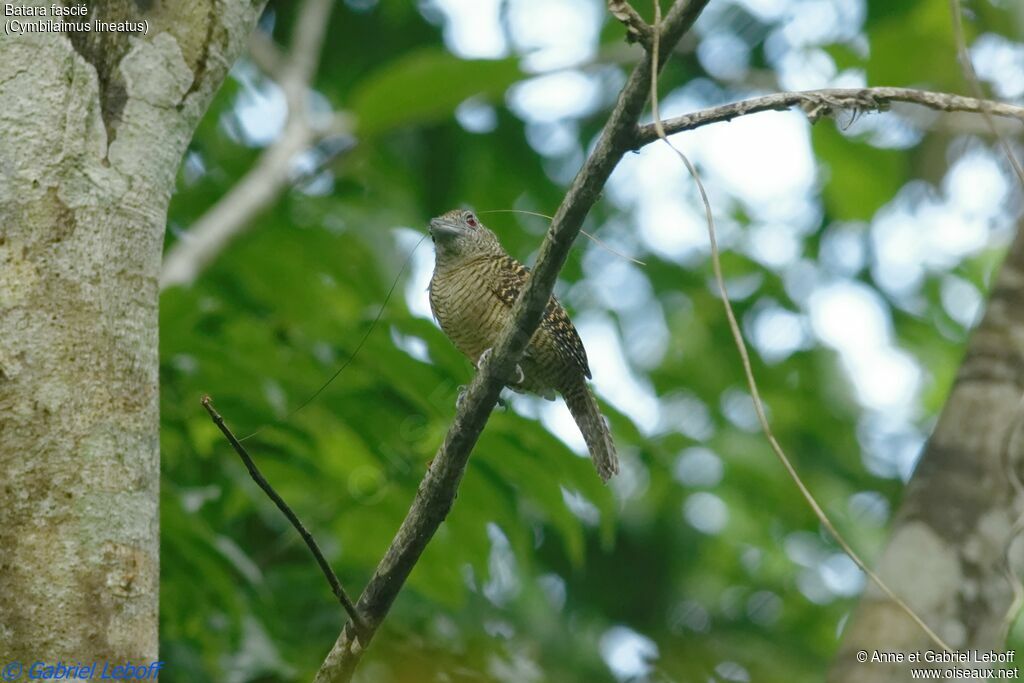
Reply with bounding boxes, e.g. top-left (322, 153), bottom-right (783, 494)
top-left (312, 1), bottom-right (711, 680)
top-left (635, 86), bottom-right (1024, 147)
top-left (647, 0), bottom-right (953, 655)
top-left (949, 0), bottom-right (1024, 639)
top-left (200, 395), bottom-right (368, 640)
top-left (949, 0), bottom-right (1024, 188)
top-left (249, 30), bottom-right (288, 79)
